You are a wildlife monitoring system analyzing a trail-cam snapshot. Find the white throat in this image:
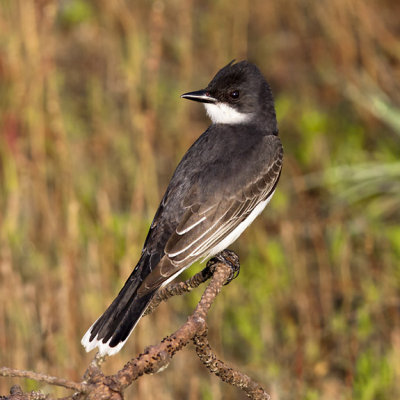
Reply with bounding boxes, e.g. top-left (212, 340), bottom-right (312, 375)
top-left (204, 102), bottom-right (252, 124)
